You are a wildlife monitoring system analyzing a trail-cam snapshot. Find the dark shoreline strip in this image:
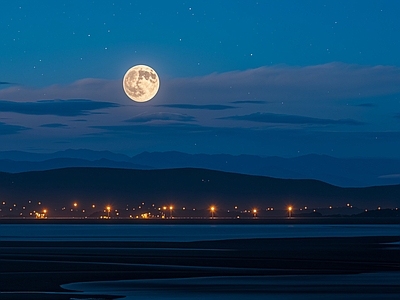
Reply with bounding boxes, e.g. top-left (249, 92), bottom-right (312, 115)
top-left (1, 217), bottom-right (400, 225)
